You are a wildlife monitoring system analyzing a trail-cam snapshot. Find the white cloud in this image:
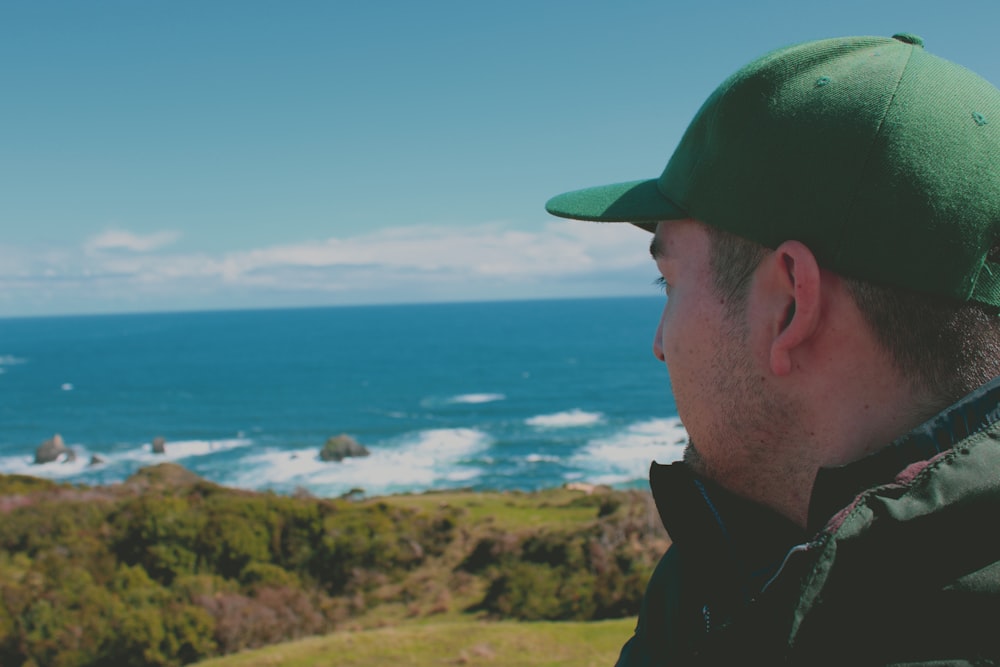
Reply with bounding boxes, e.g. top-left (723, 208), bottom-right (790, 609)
top-left (85, 229), bottom-right (181, 253)
top-left (0, 221), bottom-right (656, 315)
top-left (208, 221), bottom-right (645, 281)
top-left (78, 221), bottom-right (649, 285)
